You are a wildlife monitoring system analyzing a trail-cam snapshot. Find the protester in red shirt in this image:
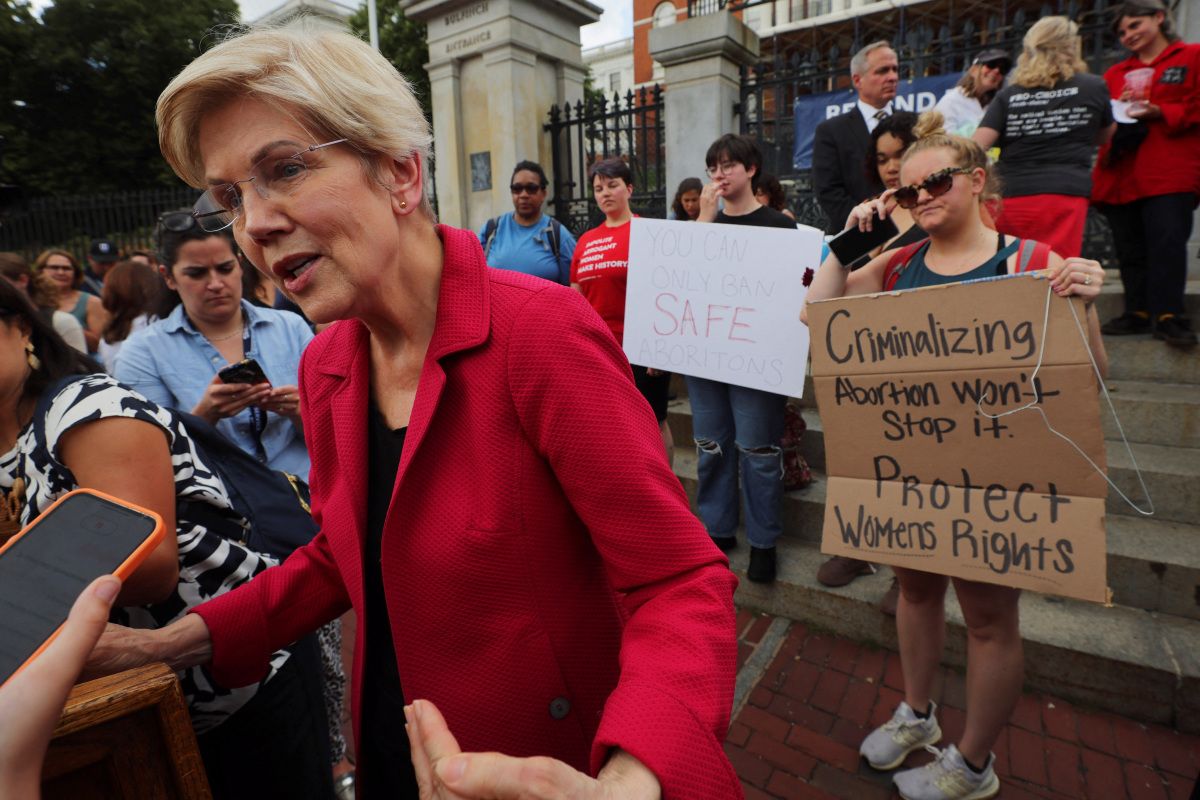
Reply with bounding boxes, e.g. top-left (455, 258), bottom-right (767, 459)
top-left (1092, 0), bottom-right (1200, 346)
top-left (571, 158), bottom-right (675, 465)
